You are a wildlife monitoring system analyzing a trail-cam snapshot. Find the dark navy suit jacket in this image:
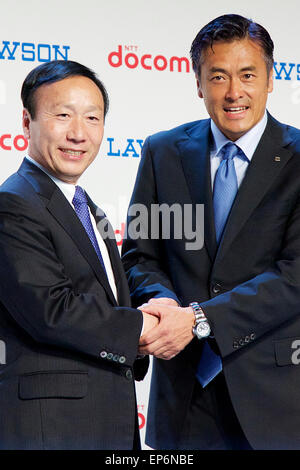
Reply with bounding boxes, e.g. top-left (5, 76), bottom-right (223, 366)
top-left (122, 114), bottom-right (300, 450)
top-left (0, 159), bottom-right (148, 449)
